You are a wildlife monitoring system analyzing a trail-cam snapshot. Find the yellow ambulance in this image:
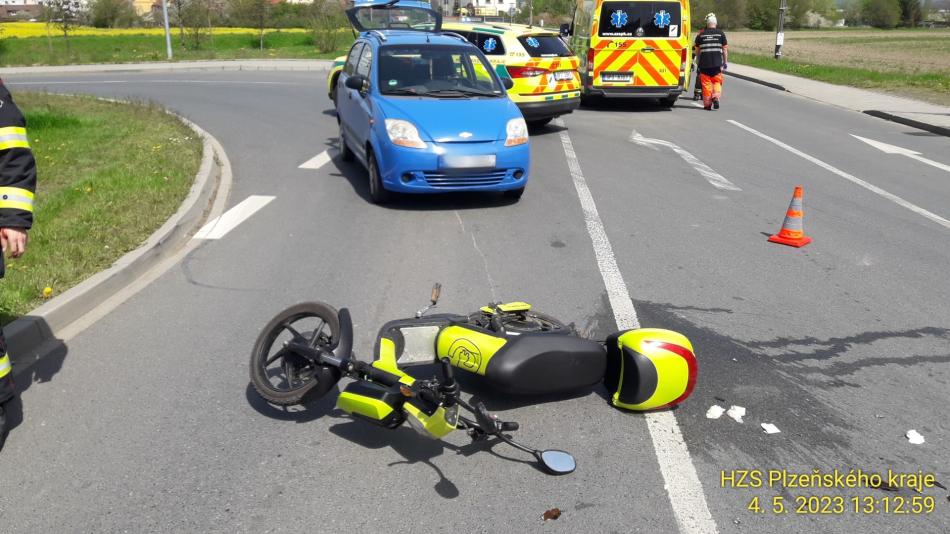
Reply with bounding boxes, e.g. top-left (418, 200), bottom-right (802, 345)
top-left (442, 22), bottom-right (581, 126)
top-left (565, 0), bottom-right (692, 106)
